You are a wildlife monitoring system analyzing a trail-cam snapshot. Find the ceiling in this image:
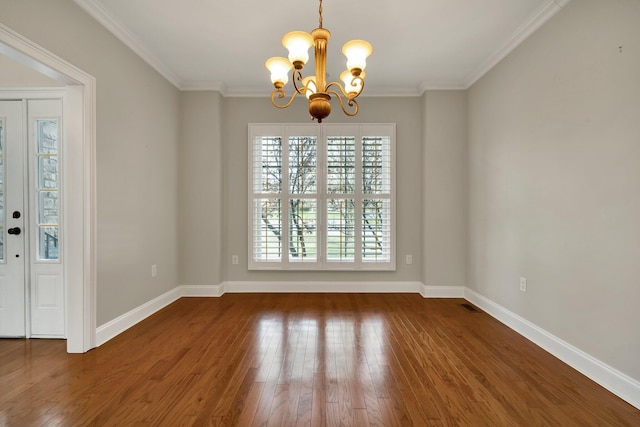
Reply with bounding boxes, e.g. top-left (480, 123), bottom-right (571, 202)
top-left (73, 0), bottom-right (570, 96)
